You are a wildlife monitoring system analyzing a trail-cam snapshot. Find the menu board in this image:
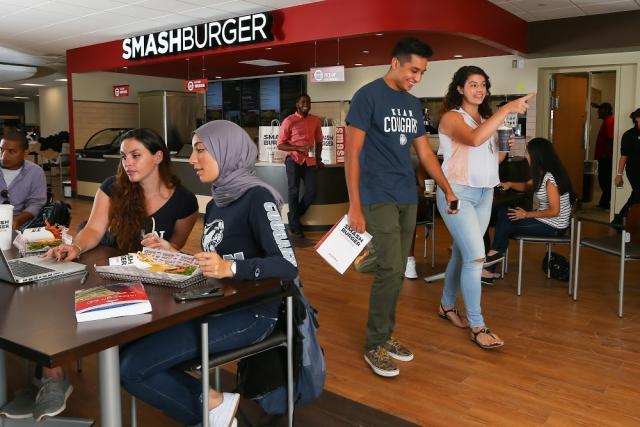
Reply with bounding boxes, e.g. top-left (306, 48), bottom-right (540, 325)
top-left (260, 78), bottom-right (280, 112)
top-left (206, 81), bottom-right (223, 110)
